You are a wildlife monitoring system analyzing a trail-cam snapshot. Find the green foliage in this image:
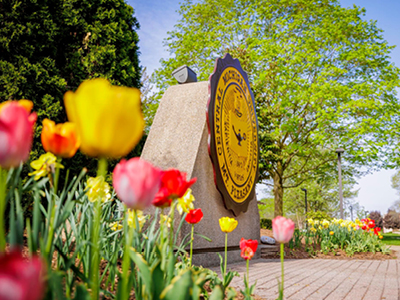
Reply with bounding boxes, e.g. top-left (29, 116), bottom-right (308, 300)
top-left (0, 0), bottom-right (142, 177)
top-left (381, 233), bottom-right (400, 246)
top-left (260, 218), bottom-right (272, 230)
top-left (4, 162), bottom-right (239, 299)
top-left (289, 218), bottom-right (390, 257)
top-left (257, 198), bottom-right (274, 219)
top-left (306, 211), bottom-right (332, 221)
top-left (152, 0), bottom-right (400, 217)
